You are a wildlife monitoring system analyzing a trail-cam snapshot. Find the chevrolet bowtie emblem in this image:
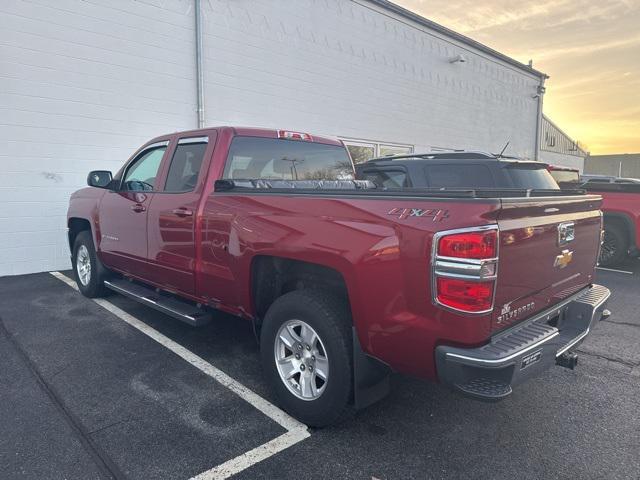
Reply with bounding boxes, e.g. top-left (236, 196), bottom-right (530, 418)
top-left (554, 249), bottom-right (573, 268)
